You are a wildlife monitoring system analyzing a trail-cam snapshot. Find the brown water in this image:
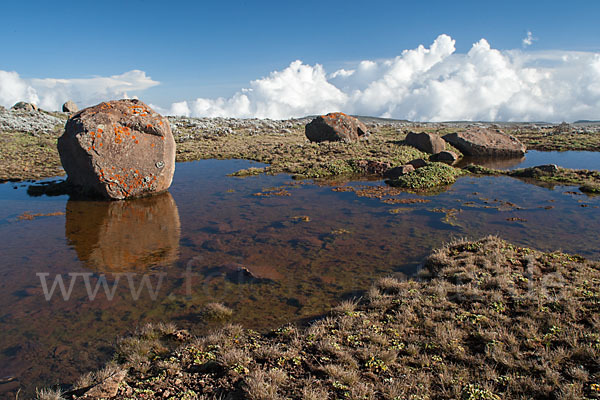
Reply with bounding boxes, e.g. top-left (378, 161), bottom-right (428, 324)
top-left (0, 159), bottom-right (599, 396)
